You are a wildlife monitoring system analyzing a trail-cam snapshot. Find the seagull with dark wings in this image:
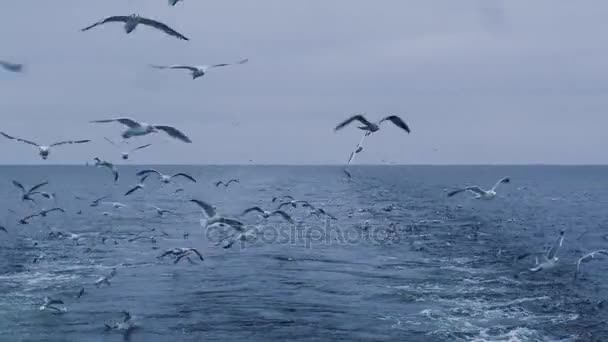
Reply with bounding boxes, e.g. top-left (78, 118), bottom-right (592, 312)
top-left (190, 199), bottom-right (244, 230)
top-left (215, 179), bottom-right (239, 187)
top-left (158, 247), bottom-right (204, 264)
top-left (93, 157), bottom-right (119, 183)
top-left (12, 180), bottom-right (49, 202)
top-left (18, 208), bottom-right (65, 225)
top-left (1, 132), bottom-right (90, 160)
top-left (151, 58), bottom-right (248, 80)
top-left (334, 114), bottom-right (411, 135)
top-left (136, 169), bottom-right (196, 184)
top-left (447, 177), bottom-right (510, 200)
top-left (90, 117), bottom-right (191, 143)
top-left (241, 207), bottom-right (294, 223)
top-left (82, 14), bottom-right (189, 40)
top-left (104, 137), bottom-right (151, 160)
